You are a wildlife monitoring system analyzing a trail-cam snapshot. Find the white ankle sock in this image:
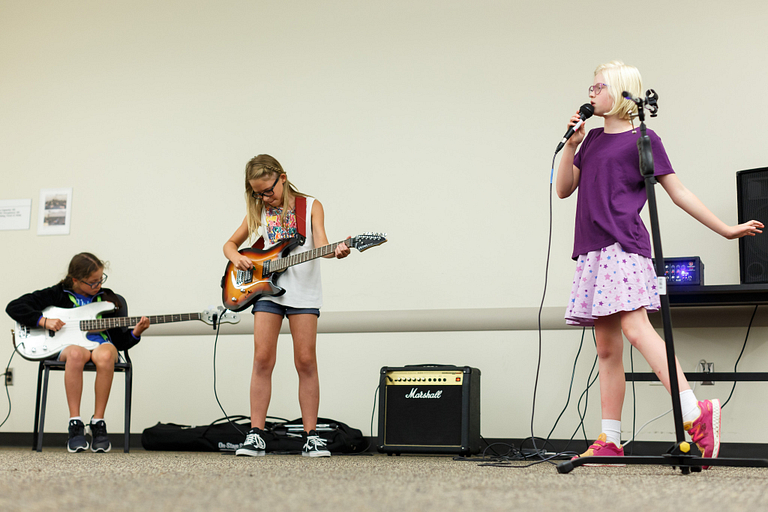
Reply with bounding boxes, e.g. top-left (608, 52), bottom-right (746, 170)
top-left (91, 418), bottom-right (103, 424)
top-left (680, 389), bottom-right (700, 424)
top-left (70, 416), bottom-right (82, 423)
top-left (602, 419), bottom-right (622, 447)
